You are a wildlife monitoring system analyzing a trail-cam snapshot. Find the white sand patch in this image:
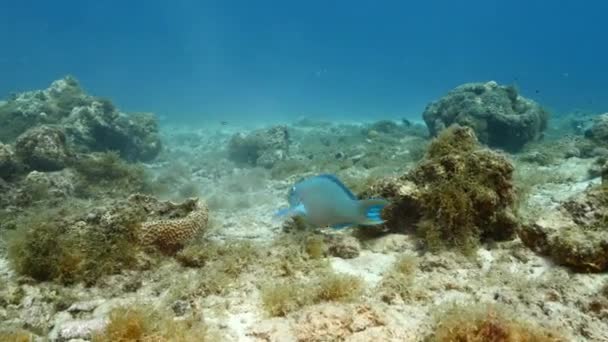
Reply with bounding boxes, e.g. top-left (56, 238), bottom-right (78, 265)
top-left (330, 251), bottom-right (396, 286)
